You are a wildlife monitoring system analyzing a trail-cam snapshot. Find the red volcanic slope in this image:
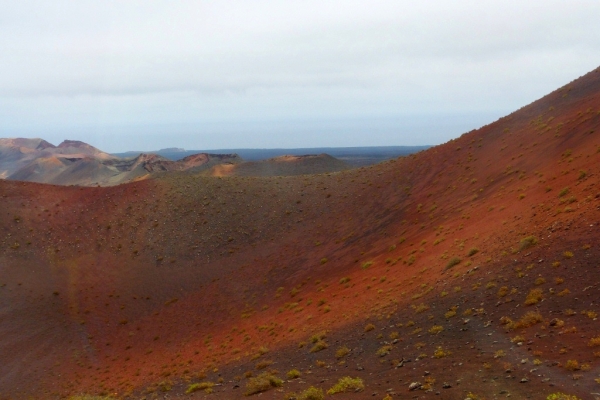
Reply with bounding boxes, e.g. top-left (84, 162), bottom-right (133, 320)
top-left (0, 67), bottom-right (599, 399)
